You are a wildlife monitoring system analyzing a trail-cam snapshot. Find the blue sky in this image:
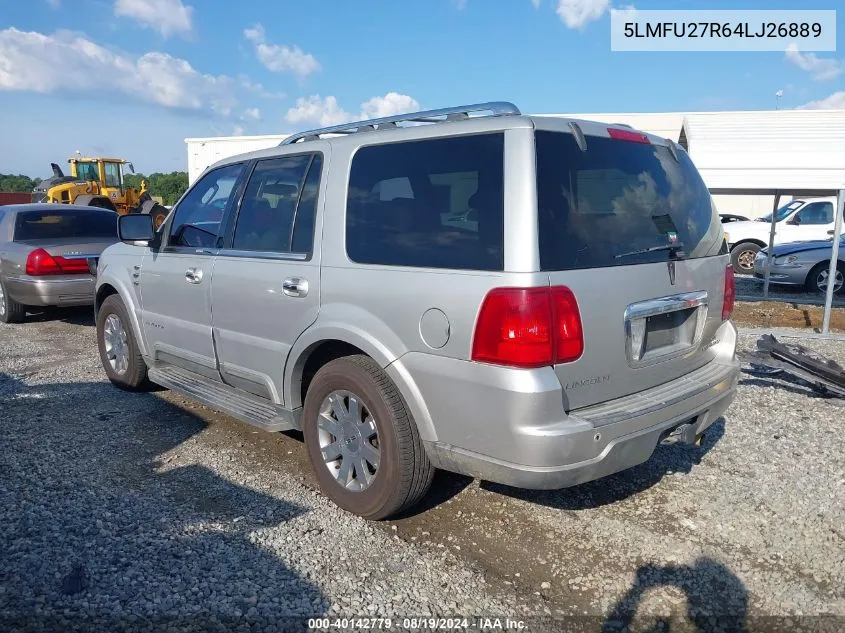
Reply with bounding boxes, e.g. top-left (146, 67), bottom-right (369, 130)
top-left (1, 0), bottom-right (843, 177)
